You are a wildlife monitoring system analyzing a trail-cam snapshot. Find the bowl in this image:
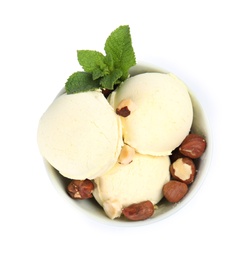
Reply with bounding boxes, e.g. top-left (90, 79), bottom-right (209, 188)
top-left (43, 62), bottom-right (213, 227)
